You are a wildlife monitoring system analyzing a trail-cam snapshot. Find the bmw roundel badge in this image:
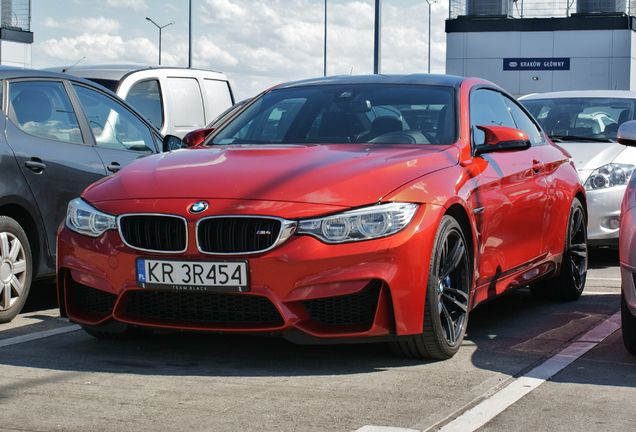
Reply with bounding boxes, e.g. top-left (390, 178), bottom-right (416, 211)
top-left (189, 201), bottom-right (209, 214)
